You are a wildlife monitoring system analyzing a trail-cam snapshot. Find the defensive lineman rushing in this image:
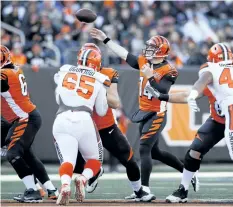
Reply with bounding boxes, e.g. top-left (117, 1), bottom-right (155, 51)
top-left (144, 43), bottom-right (233, 202)
top-left (1, 45), bottom-right (58, 203)
top-left (90, 28), bottom-right (199, 198)
top-left (53, 49), bottom-right (110, 205)
top-left (73, 43), bottom-right (155, 202)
